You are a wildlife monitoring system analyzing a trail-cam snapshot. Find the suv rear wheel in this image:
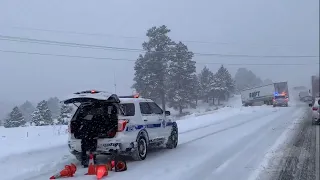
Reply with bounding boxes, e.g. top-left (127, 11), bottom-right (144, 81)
top-left (132, 134), bottom-right (148, 161)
